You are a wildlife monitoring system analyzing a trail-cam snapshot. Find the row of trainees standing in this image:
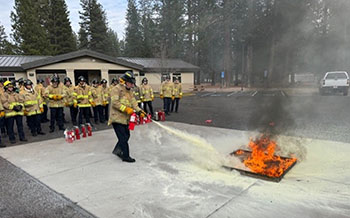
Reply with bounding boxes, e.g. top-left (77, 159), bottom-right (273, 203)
top-left (0, 80), bottom-right (44, 146)
top-left (42, 76), bottom-right (113, 132)
top-left (159, 75), bottom-right (182, 115)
